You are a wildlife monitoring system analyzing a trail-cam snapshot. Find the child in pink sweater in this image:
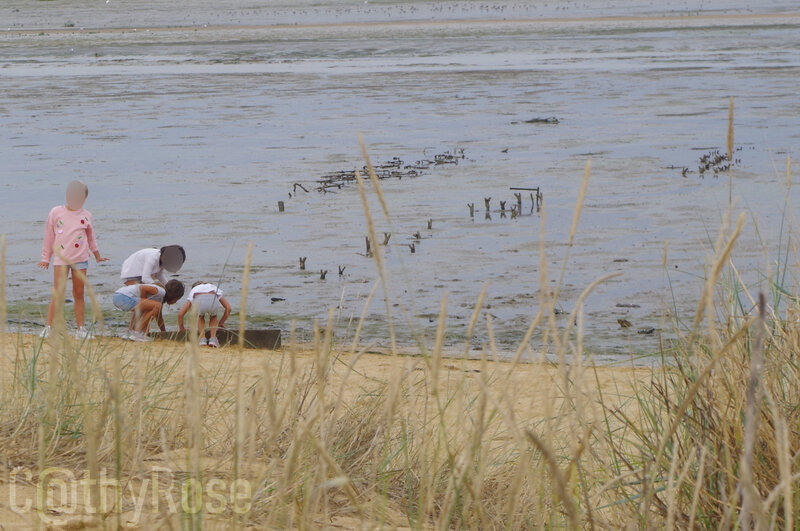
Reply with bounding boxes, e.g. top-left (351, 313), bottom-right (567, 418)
top-left (37, 180), bottom-right (108, 339)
